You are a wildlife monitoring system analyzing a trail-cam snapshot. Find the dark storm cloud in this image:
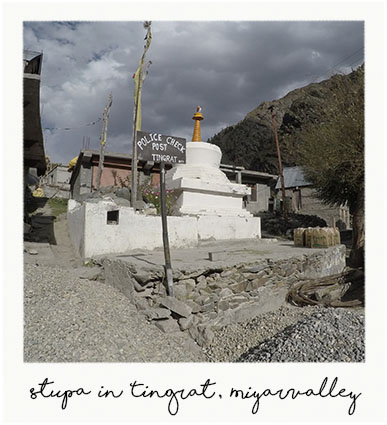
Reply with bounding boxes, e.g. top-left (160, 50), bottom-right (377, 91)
top-left (23, 20), bottom-right (364, 164)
